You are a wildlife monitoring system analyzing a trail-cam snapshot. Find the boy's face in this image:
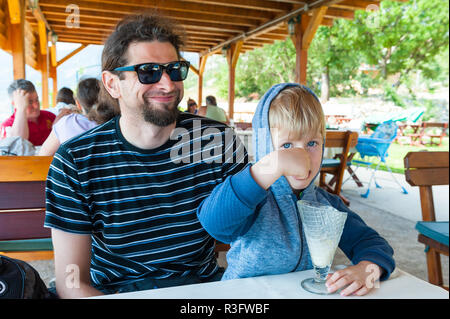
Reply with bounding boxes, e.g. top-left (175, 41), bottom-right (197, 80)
top-left (271, 127), bottom-right (323, 191)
